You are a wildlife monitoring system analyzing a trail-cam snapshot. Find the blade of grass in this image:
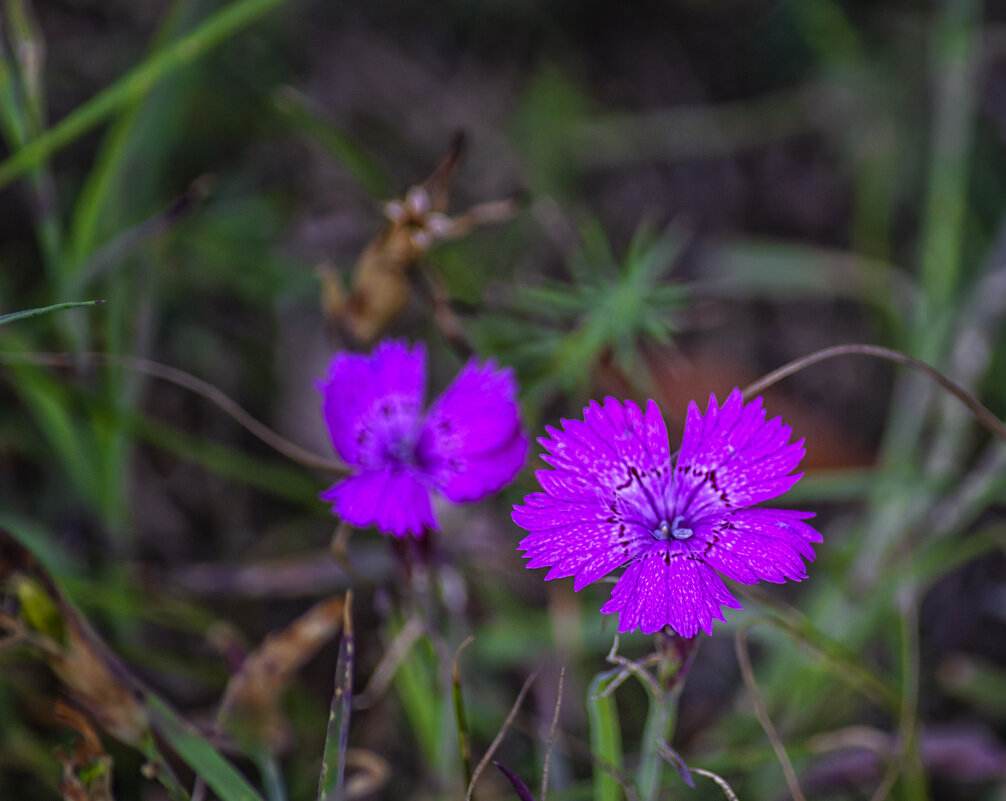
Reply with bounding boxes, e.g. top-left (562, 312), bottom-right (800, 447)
top-left (251, 747), bottom-right (288, 801)
top-left (3, 0), bottom-right (46, 133)
top-left (451, 635), bottom-right (477, 795)
top-left (587, 668), bottom-right (624, 801)
top-left (917, 0), bottom-right (980, 346)
top-left (318, 592), bottom-right (354, 801)
top-left (145, 693), bottom-right (265, 801)
top-left (65, 0), bottom-right (192, 267)
top-left (0, 300), bottom-right (104, 327)
top-left (0, 12), bottom-right (62, 281)
top-left (3, 356), bottom-right (100, 505)
top-left (140, 735), bottom-right (192, 801)
top-left (0, 0), bottom-right (295, 189)
top-left (271, 86), bottom-right (393, 200)
top-left (392, 629), bottom-right (441, 769)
